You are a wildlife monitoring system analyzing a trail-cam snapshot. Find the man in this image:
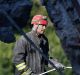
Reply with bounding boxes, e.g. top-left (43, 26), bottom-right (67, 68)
top-left (13, 15), bottom-right (49, 75)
